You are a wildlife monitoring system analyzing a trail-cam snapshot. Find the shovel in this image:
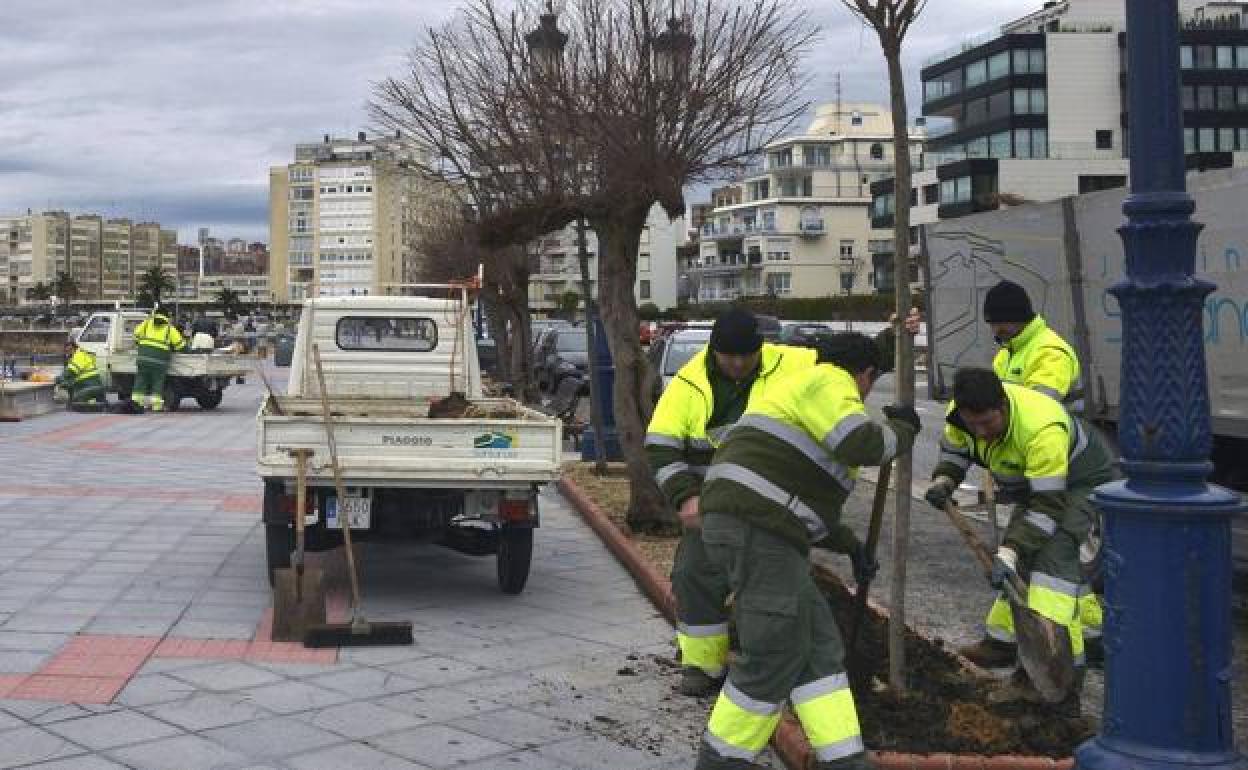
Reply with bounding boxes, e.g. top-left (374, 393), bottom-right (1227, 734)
top-left (272, 448), bottom-right (327, 641)
top-left (940, 500), bottom-right (1075, 703)
top-left (846, 459), bottom-right (891, 681)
